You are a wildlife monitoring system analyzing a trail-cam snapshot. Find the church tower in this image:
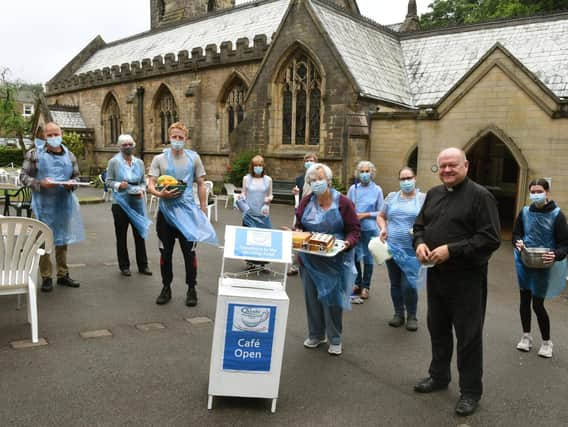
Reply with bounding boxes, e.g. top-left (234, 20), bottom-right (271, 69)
top-left (151, 0), bottom-right (236, 29)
